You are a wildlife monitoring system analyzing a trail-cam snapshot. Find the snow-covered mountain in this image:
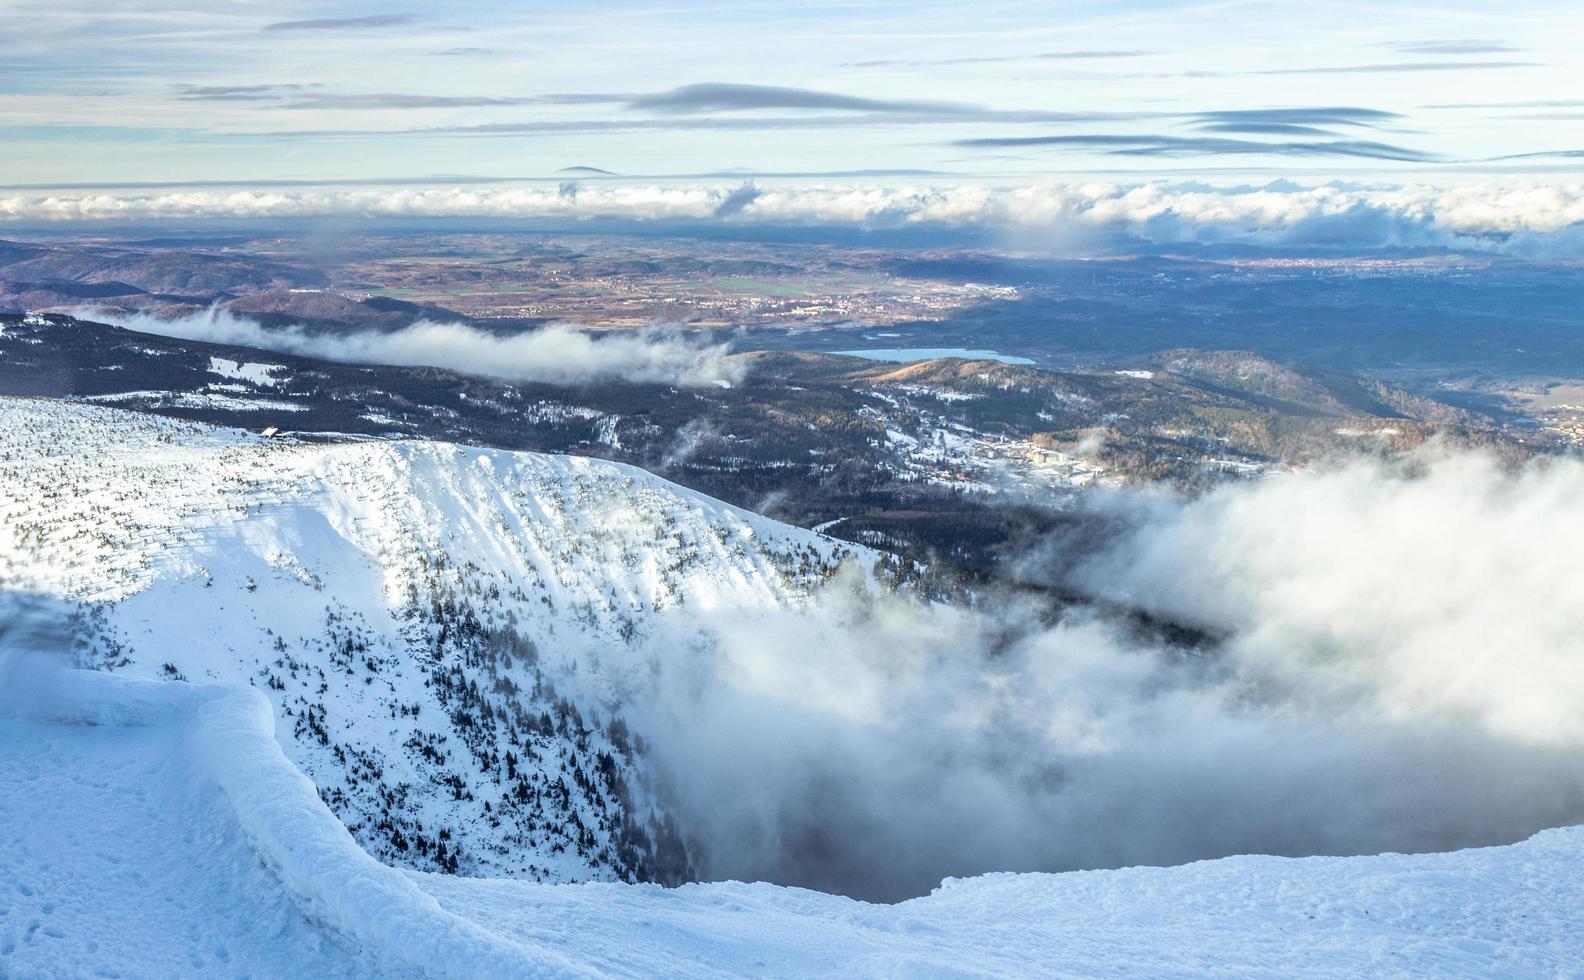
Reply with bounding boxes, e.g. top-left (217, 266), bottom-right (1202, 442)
top-left (0, 396), bottom-right (857, 884)
top-left (4, 395), bottom-right (1583, 975)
